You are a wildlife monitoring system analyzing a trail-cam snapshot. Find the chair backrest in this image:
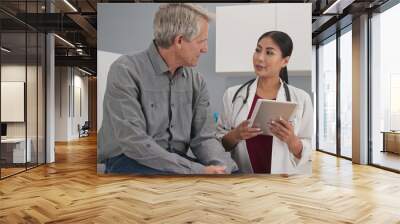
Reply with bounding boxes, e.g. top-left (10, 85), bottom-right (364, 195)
top-left (82, 121), bottom-right (90, 129)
